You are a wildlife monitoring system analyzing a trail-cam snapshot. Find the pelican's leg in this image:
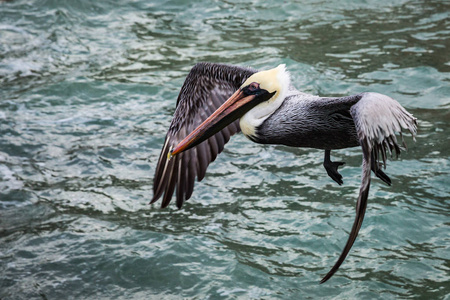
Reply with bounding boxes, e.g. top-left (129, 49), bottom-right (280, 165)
top-left (371, 152), bottom-right (392, 186)
top-left (323, 150), bottom-right (345, 185)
